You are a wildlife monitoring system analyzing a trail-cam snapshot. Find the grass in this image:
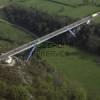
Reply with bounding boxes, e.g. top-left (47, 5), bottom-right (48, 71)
top-left (0, 0), bottom-right (100, 19)
top-left (17, 0), bottom-right (100, 18)
top-left (0, 19), bottom-right (33, 52)
top-left (38, 45), bottom-right (100, 99)
top-left (0, 0), bottom-right (100, 22)
top-left (0, 0), bottom-right (100, 99)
